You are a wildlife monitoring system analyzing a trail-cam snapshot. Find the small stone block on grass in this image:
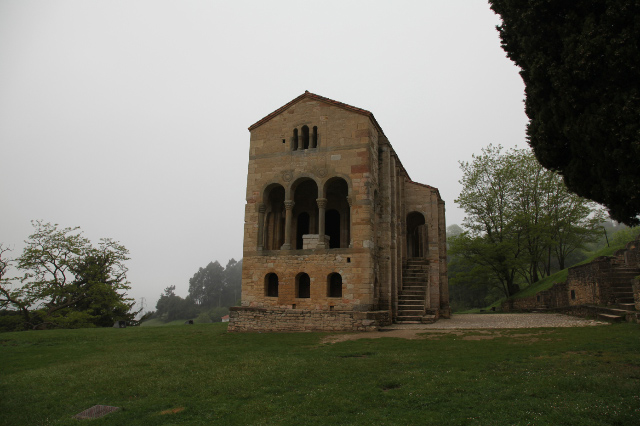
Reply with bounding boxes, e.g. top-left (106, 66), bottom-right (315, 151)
top-left (74, 405), bottom-right (120, 419)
